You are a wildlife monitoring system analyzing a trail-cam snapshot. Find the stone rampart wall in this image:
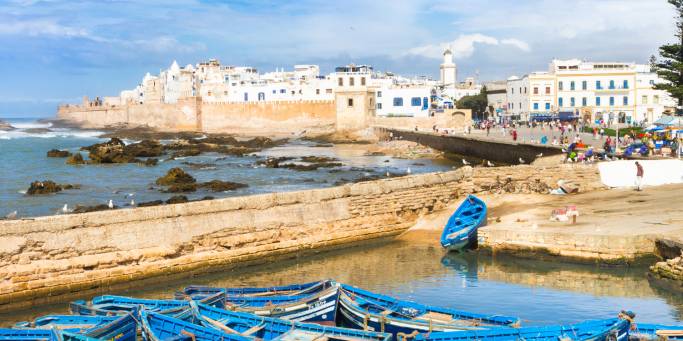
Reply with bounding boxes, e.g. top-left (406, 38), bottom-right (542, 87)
top-left (0, 164), bottom-right (601, 309)
top-left (56, 99), bottom-right (335, 133)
